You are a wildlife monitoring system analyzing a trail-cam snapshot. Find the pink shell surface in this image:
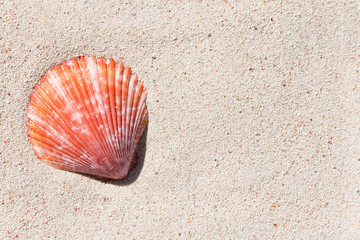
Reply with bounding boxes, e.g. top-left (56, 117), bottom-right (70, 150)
top-left (27, 56), bottom-right (148, 179)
